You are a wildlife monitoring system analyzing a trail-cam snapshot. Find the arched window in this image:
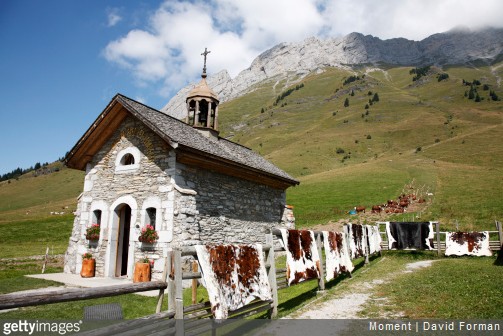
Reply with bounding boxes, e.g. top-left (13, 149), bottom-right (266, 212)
top-left (146, 207), bottom-right (157, 230)
top-left (92, 210), bottom-right (102, 225)
top-left (115, 147), bottom-right (140, 173)
top-left (198, 99), bottom-right (209, 126)
top-left (120, 153), bottom-right (135, 165)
